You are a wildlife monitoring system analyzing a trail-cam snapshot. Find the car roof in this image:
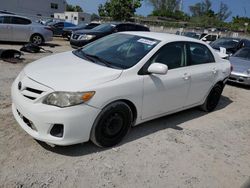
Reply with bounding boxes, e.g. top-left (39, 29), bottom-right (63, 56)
top-left (123, 32), bottom-right (204, 43)
top-left (0, 13), bottom-right (30, 20)
top-left (104, 22), bottom-right (147, 27)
